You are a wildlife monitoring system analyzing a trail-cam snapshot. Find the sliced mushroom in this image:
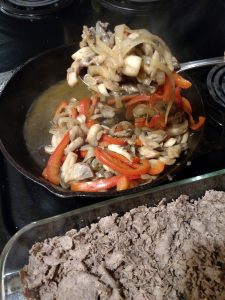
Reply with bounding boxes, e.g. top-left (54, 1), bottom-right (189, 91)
top-left (108, 144), bottom-right (132, 161)
top-left (167, 120), bottom-right (189, 136)
top-left (164, 137), bottom-right (177, 148)
top-left (99, 104), bottom-right (115, 118)
top-left (181, 132), bottom-right (189, 144)
top-left (83, 74), bottom-right (97, 87)
top-left (166, 144), bottom-right (182, 159)
top-left (91, 158), bottom-right (102, 171)
top-left (139, 134), bottom-right (161, 149)
top-left (98, 83), bottom-right (109, 97)
top-left (86, 124), bottom-right (104, 146)
top-left (110, 121), bottom-right (134, 138)
top-left (64, 137), bottom-right (84, 155)
top-left (63, 163), bottom-right (94, 184)
top-left (120, 84), bottom-right (139, 94)
top-left (71, 46), bottom-right (95, 65)
top-left (83, 147), bottom-right (95, 162)
top-left (57, 117), bottom-right (77, 128)
top-left (159, 156), bottom-right (176, 166)
top-left (147, 130), bottom-right (167, 143)
top-left (61, 152), bottom-right (78, 181)
top-left (76, 114), bottom-right (86, 124)
top-left (67, 61), bottom-right (80, 87)
top-left (45, 129), bottom-right (67, 154)
top-left (80, 123), bottom-right (89, 135)
top-left (139, 147), bottom-right (160, 158)
top-left (70, 125), bottom-right (84, 141)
